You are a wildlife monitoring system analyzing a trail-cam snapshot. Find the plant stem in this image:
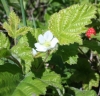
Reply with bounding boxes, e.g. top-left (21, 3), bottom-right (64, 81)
top-left (95, 0), bottom-right (97, 4)
top-left (1, 0), bottom-right (10, 17)
top-left (98, 87), bottom-right (100, 96)
top-left (43, 51), bottom-right (50, 63)
top-left (32, 14), bottom-right (36, 28)
top-left (78, 47), bottom-right (92, 64)
top-left (14, 38), bottom-right (17, 45)
top-left (37, 51), bottom-right (50, 71)
top-left (19, 0), bottom-right (27, 26)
